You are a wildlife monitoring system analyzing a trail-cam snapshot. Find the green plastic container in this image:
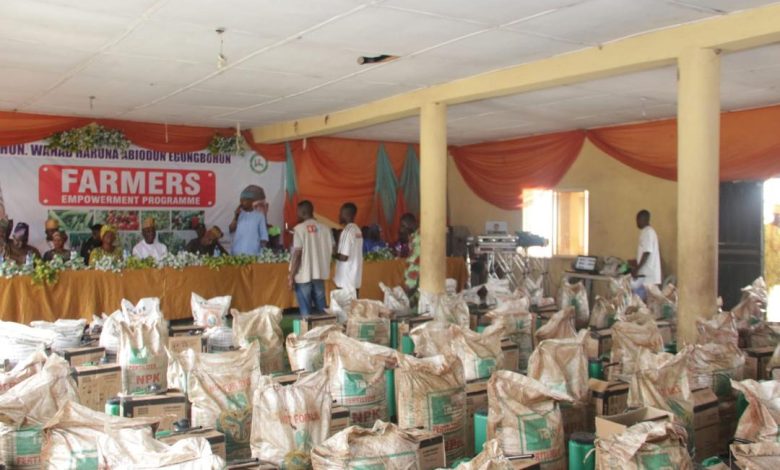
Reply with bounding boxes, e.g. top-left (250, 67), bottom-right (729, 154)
top-left (664, 342), bottom-right (677, 354)
top-left (385, 369), bottom-right (396, 421)
top-left (401, 336), bottom-right (415, 355)
top-left (568, 432), bottom-right (596, 470)
top-left (474, 409), bottom-right (488, 455)
top-left (737, 392), bottom-right (748, 420)
top-left (476, 325), bottom-right (486, 333)
top-left (587, 359), bottom-right (604, 380)
top-left (390, 321), bottom-right (399, 349)
top-left (701, 456), bottom-right (726, 468)
top-left (450, 458), bottom-right (470, 468)
top-left (104, 397), bottom-right (120, 416)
